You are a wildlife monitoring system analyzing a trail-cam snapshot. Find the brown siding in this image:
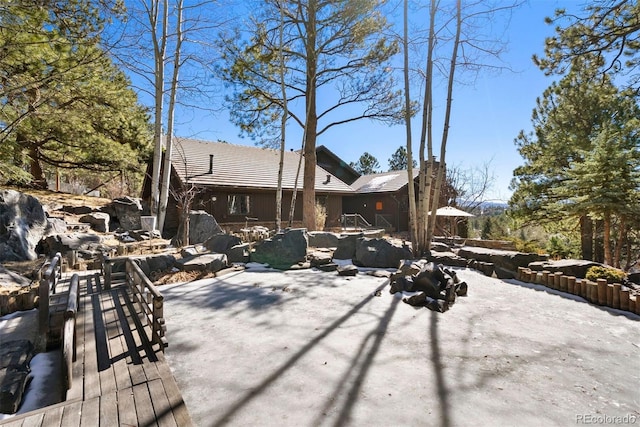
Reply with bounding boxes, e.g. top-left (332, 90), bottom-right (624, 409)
top-left (343, 192), bottom-right (407, 232)
top-left (166, 188), bottom-right (344, 233)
